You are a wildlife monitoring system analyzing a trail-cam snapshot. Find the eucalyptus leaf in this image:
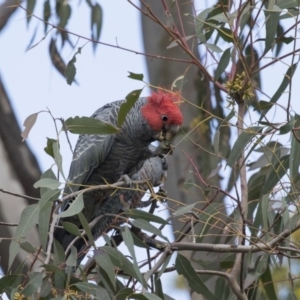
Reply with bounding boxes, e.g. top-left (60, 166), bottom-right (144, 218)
top-left (118, 89), bottom-right (143, 127)
top-left (65, 116), bottom-right (120, 134)
top-left (57, 194), bottom-right (84, 218)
